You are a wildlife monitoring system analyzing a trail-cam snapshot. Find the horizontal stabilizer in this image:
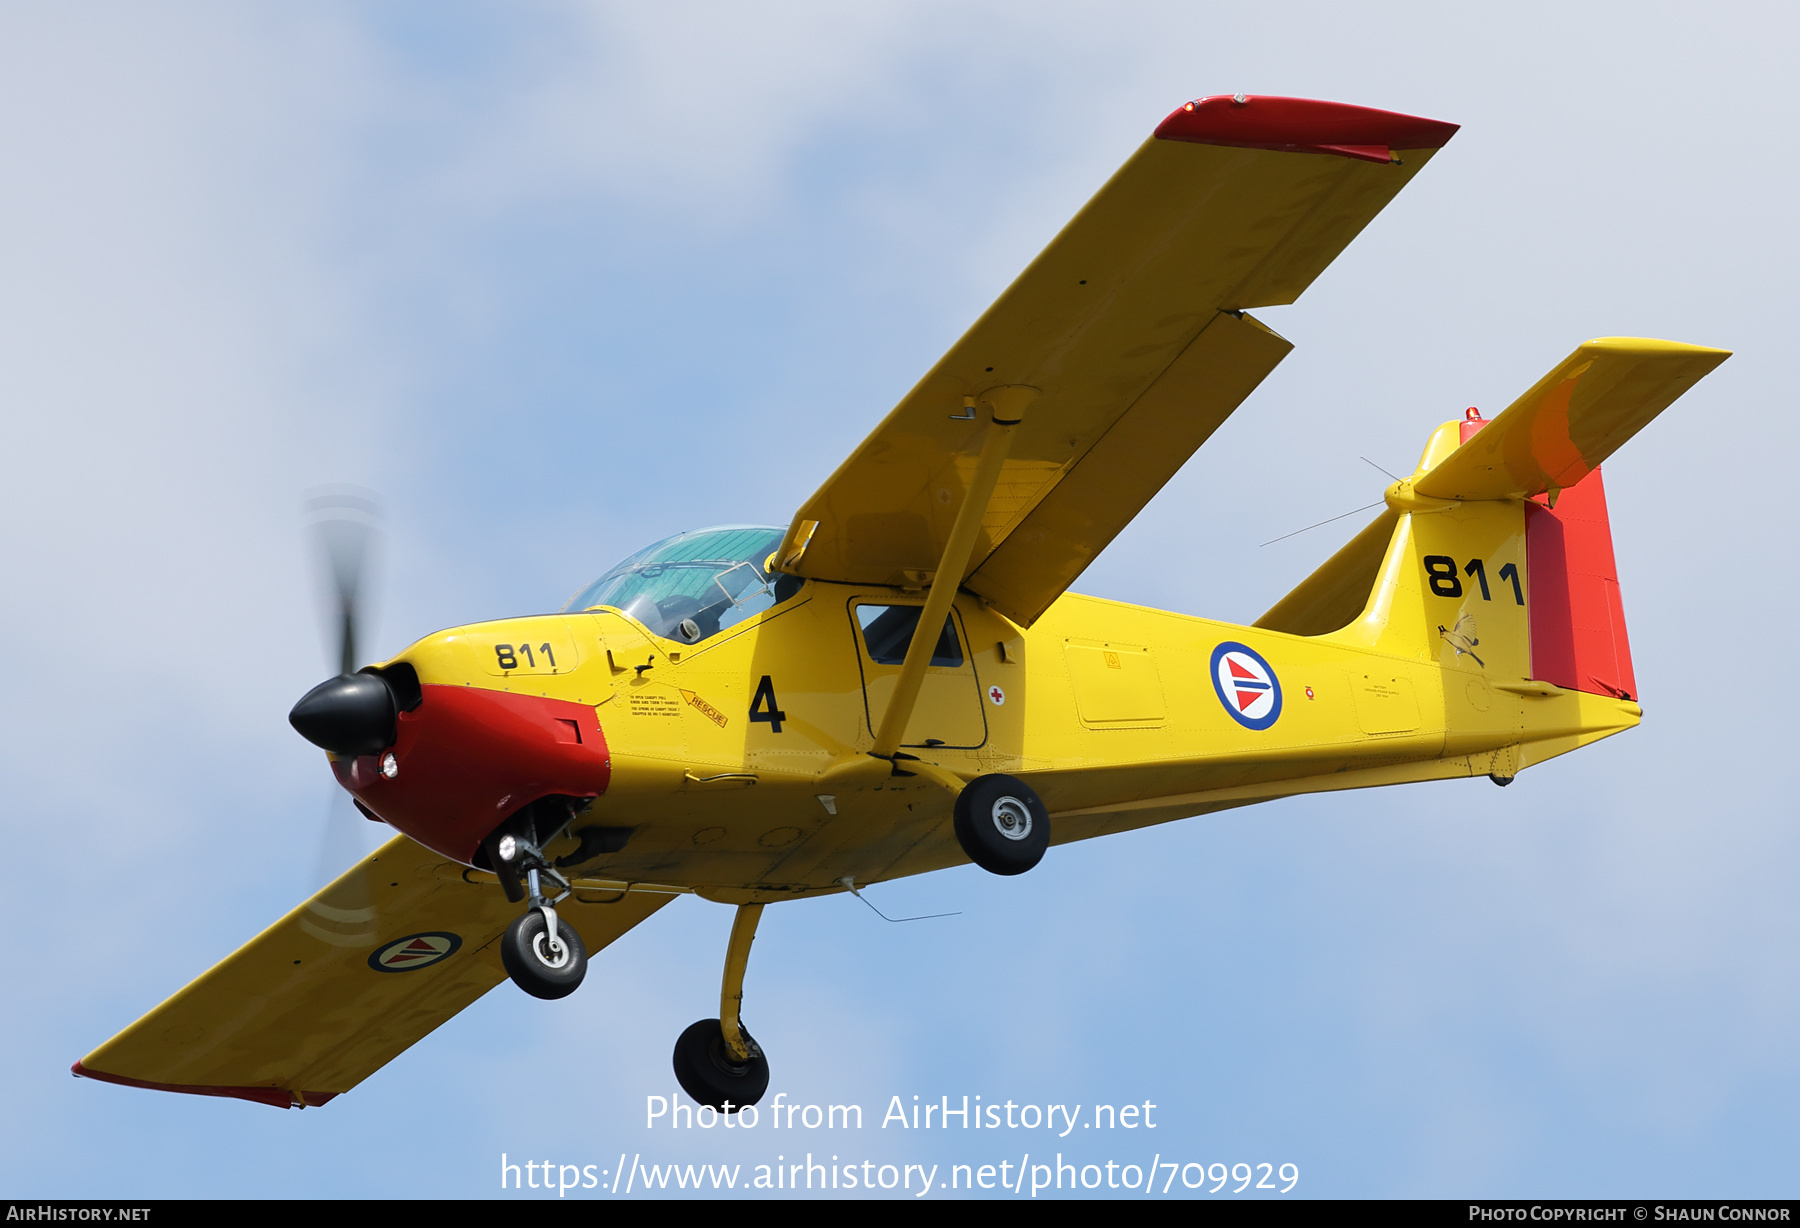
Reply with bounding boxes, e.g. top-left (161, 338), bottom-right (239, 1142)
top-left (1415, 337), bottom-right (1729, 502)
